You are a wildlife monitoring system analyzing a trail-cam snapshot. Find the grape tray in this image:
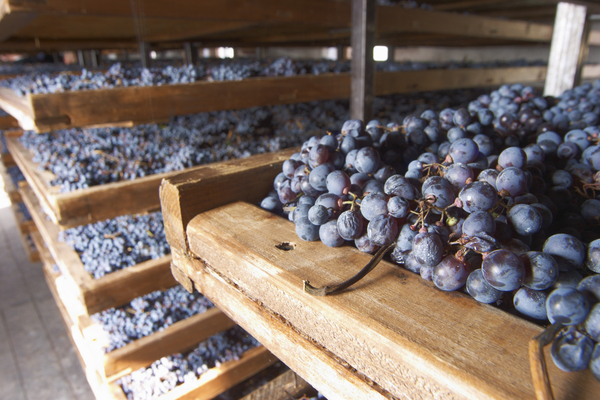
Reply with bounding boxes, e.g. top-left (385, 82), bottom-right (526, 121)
top-left (0, 67), bottom-right (550, 133)
top-left (21, 185), bottom-right (175, 315)
top-left (36, 232), bottom-right (274, 400)
top-left (160, 154), bottom-right (600, 400)
top-left (7, 135), bottom-right (297, 229)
